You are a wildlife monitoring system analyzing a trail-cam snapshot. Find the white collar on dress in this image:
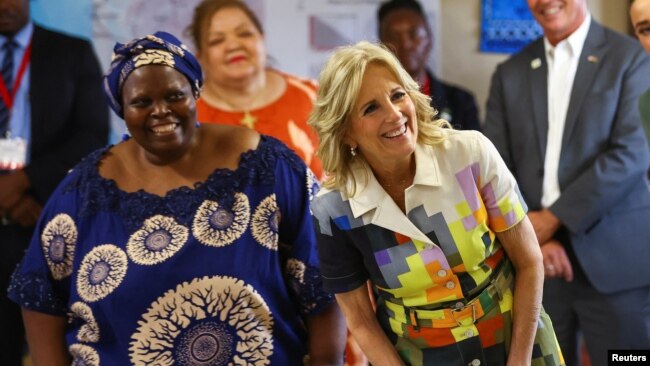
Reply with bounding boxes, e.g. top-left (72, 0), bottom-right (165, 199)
top-left (346, 142), bottom-right (442, 218)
